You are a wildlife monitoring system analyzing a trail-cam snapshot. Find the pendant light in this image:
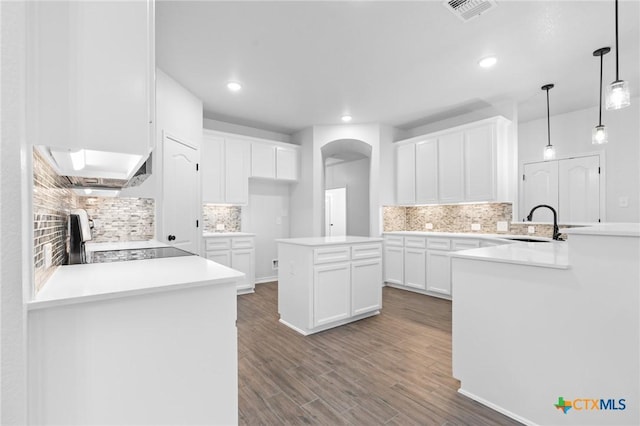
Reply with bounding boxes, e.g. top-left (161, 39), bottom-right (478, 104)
top-left (605, 0), bottom-right (630, 110)
top-left (541, 84), bottom-right (556, 160)
top-left (593, 47), bottom-right (610, 145)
